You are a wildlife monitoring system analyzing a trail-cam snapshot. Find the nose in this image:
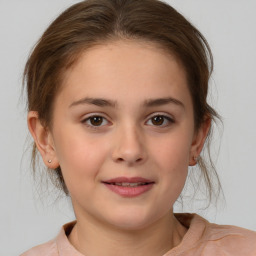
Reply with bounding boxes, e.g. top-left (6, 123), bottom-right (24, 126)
top-left (111, 124), bottom-right (147, 165)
